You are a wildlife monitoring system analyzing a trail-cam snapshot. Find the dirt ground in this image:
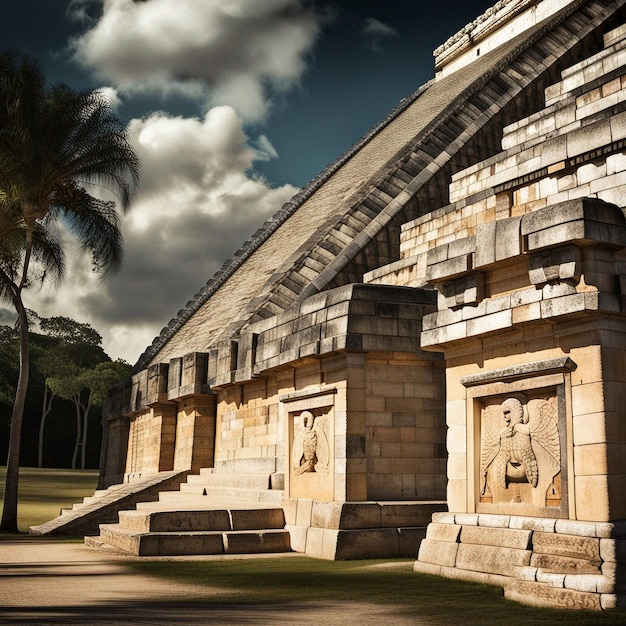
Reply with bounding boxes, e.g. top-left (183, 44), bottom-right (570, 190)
top-left (0, 538), bottom-right (429, 625)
